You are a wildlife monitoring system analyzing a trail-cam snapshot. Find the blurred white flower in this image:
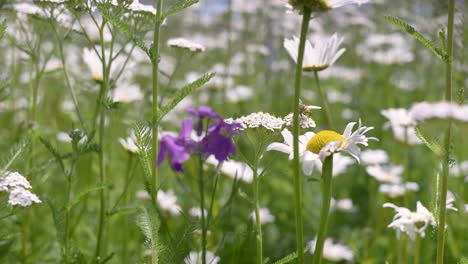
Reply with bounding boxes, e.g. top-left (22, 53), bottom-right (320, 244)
top-left (379, 182), bottom-right (419, 198)
top-left (287, 0), bottom-right (369, 14)
top-left (331, 198), bottom-right (356, 212)
top-left (56, 132), bottom-right (72, 143)
top-left (189, 207), bottom-right (207, 218)
top-left (1, 172), bottom-right (41, 207)
top-left (384, 201), bottom-right (435, 240)
top-left (250, 207), bottom-right (275, 224)
top-left (82, 46), bottom-right (130, 82)
top-left (446, 191), bottom-right (458, 212)
top-left (184, 251), bottom-right (220, 264)
top-left (128, 0), bottom-right (157, 15)
top-left (309, 237), bottom-right (354, 262)
top-left (206, 156), bottom-right (254, 183)
top-left (409, 101), bottom-right (468, 123)
top-left (357, 33), bottom-right (414, 65)
top-left (112, 83), bottom-right (143, 104)
top-left (135, 190), bottom-right (151, 200)
top-left (366, 164), bottom-right (403, 184)
top-left (225, 85), bottom-right (253, 103)
top-left (381, 108), bottom-right (421, 145)
top-left (360, 149), bottom-right (389, 165)
top-left (157, 190), bottom-right (181, 216)
top-left (284, 33), bottom-right (345, 71)
top-left (449, 160), bottom-right (468, 177)
top-left (267, 129), bottom-right (317, 175)
top-left (168, 38), bottom-right (205, 52)
top-left (119, 137), bottom-right (139, 153)
top-left (464, 204), bottom-right (468, 213)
